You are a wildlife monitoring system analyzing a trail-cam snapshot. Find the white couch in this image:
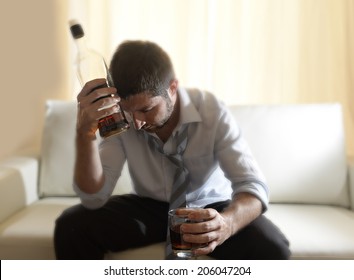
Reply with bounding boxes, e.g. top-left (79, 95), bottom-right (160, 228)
top-left (1, 100), bottom-right (354, 260)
